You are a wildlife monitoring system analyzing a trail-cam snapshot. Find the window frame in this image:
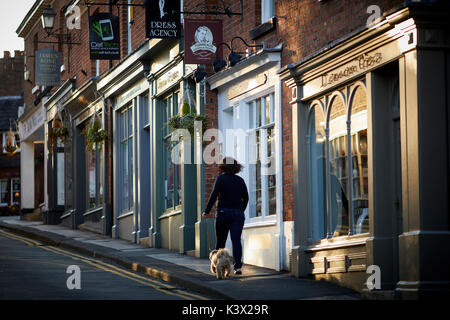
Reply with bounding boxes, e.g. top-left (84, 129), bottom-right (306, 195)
top-left (161, 91), bottom-right (182, 214)
top-left (11, 177), bottom-right (20, 205)
top-left (118, 104), bottom-right (134, 214)
top-left (307, 79), bottom-right (370, 241)
top-left (246, 92), bottom-right (277, 222)
top-left (86, 141), bottom-right (103, 210)
top-left (0, 179), bottom-right (8, 206)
